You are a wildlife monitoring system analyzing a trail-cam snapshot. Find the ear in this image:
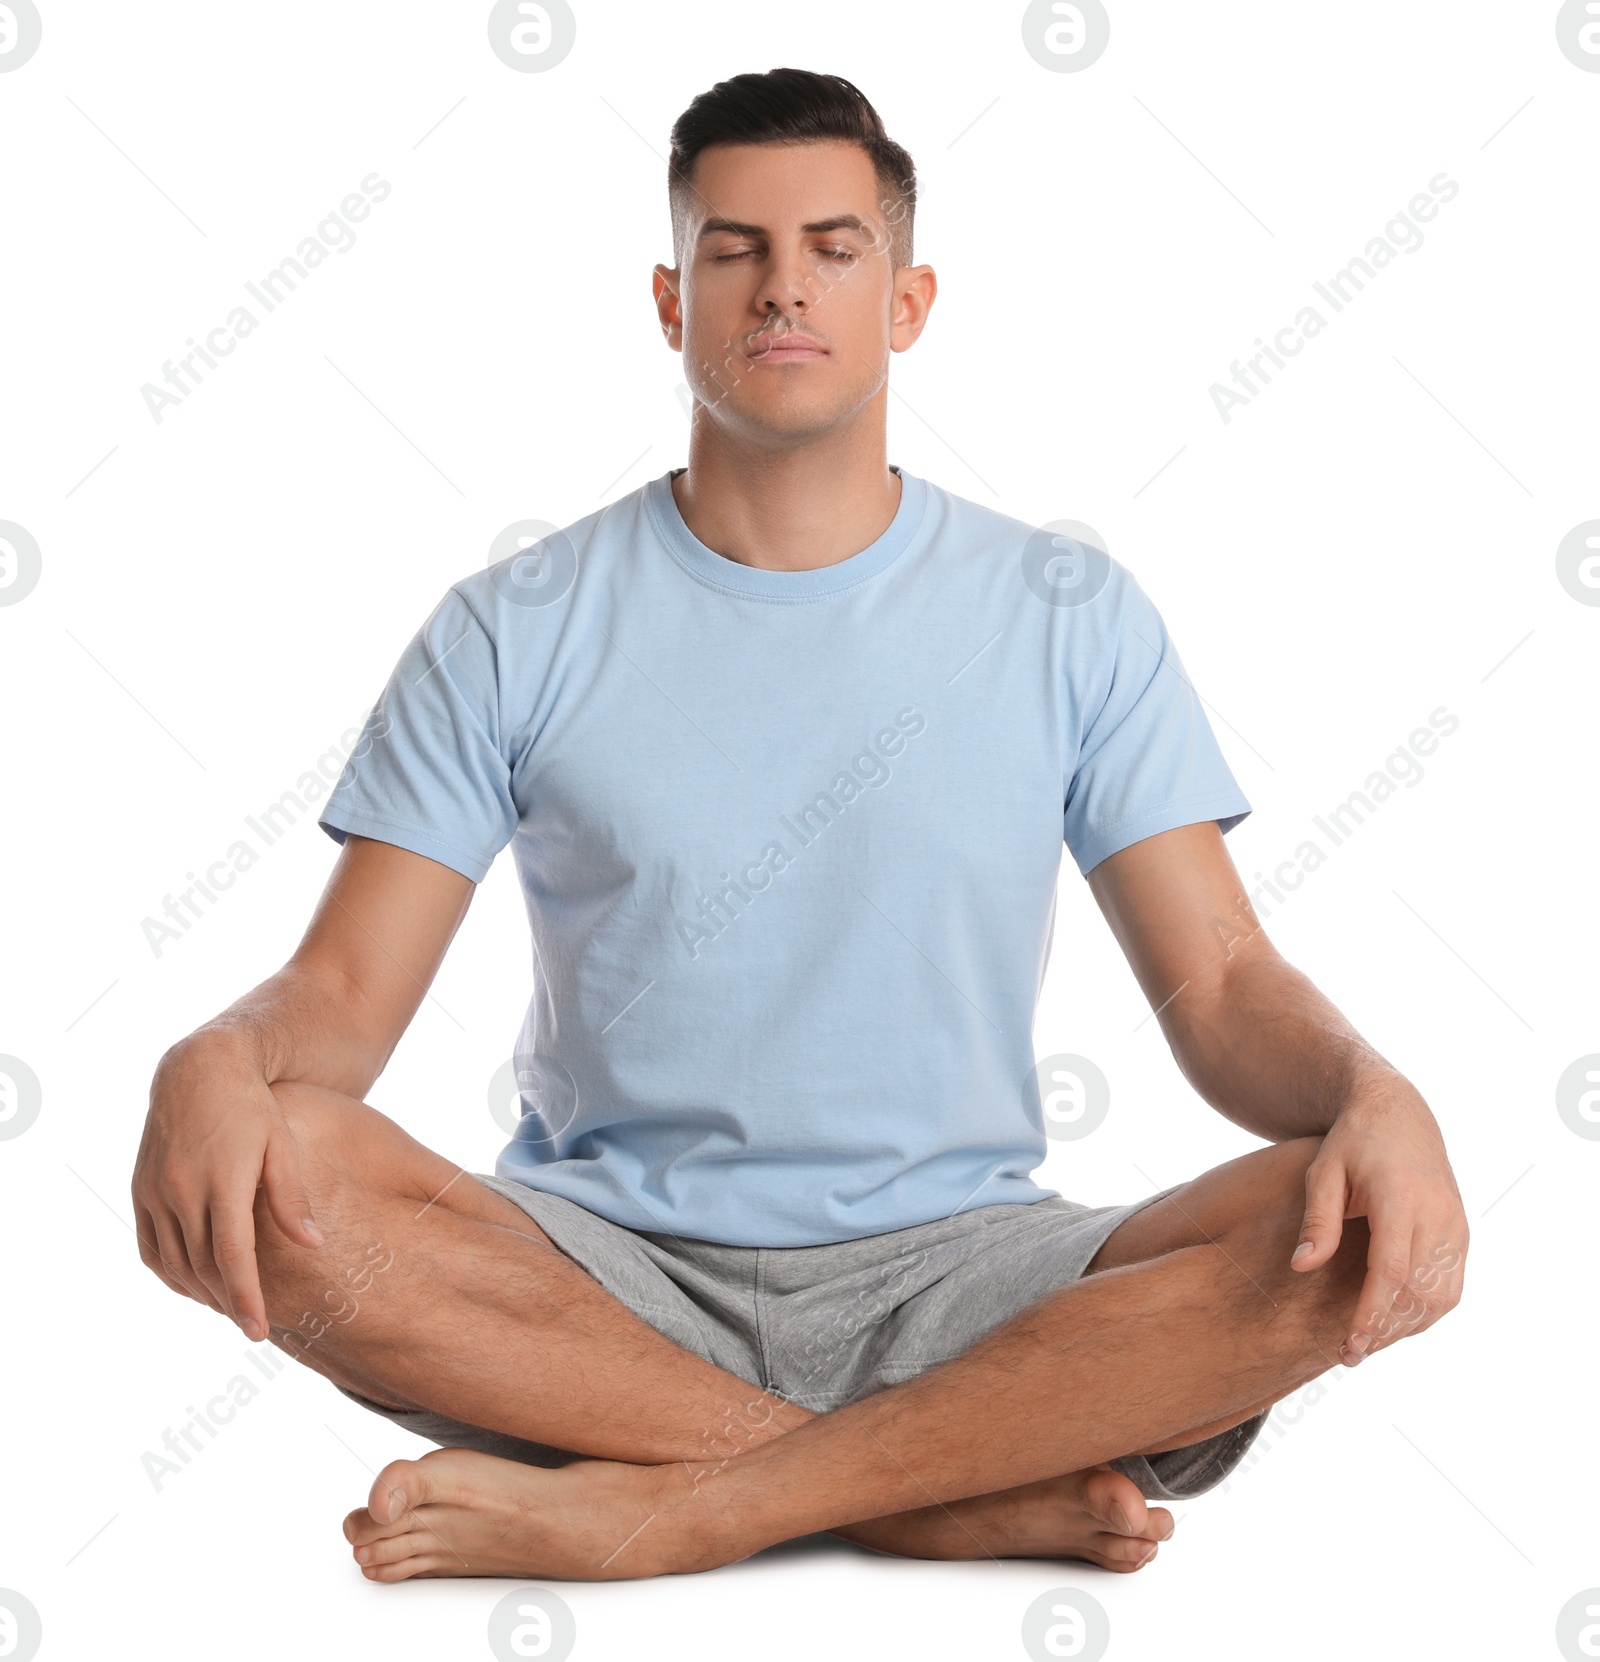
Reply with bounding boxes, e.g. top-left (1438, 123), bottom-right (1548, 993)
top-left (889, 264), bottom-right (937, 353)
top-left (653, 265), bottom-right (685, 351)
